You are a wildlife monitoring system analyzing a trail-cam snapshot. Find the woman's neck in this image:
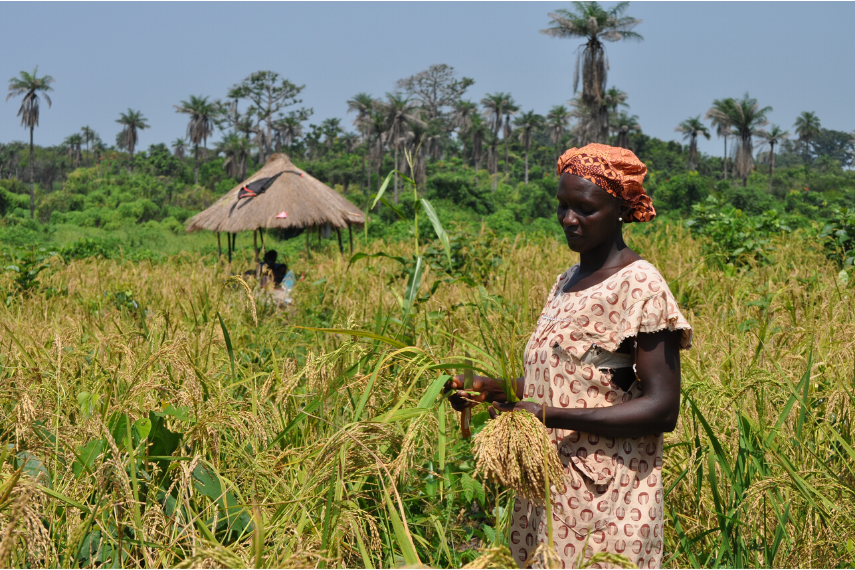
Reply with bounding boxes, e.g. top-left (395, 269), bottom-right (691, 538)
top-left (578, 232), bottom-right (637, 272)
